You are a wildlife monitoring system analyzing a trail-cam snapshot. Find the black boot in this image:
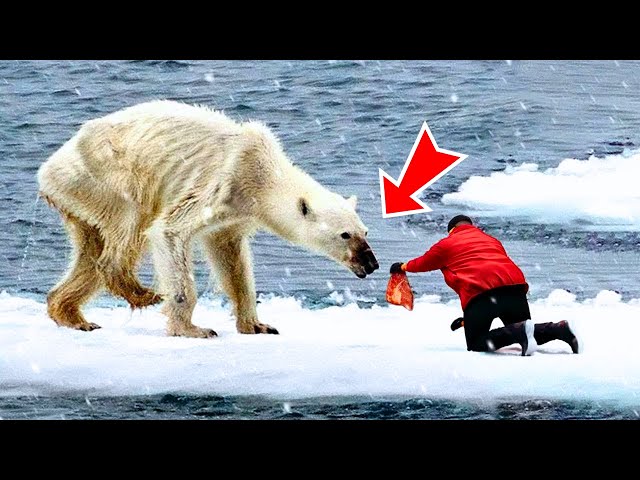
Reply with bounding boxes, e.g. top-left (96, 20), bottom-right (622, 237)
top-left (534, 320), bottom-right (579, 354)
top-left (486, 319), bottom-right (537, 356)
